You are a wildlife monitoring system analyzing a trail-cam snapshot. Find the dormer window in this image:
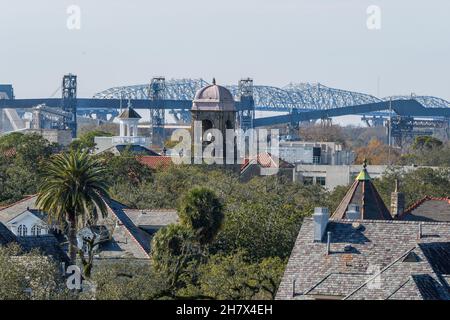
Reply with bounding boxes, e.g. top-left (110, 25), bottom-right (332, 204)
top-left (31, 225), bottom-right (41, 236)
top-left (18, 224), bottom-right (28, 236)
